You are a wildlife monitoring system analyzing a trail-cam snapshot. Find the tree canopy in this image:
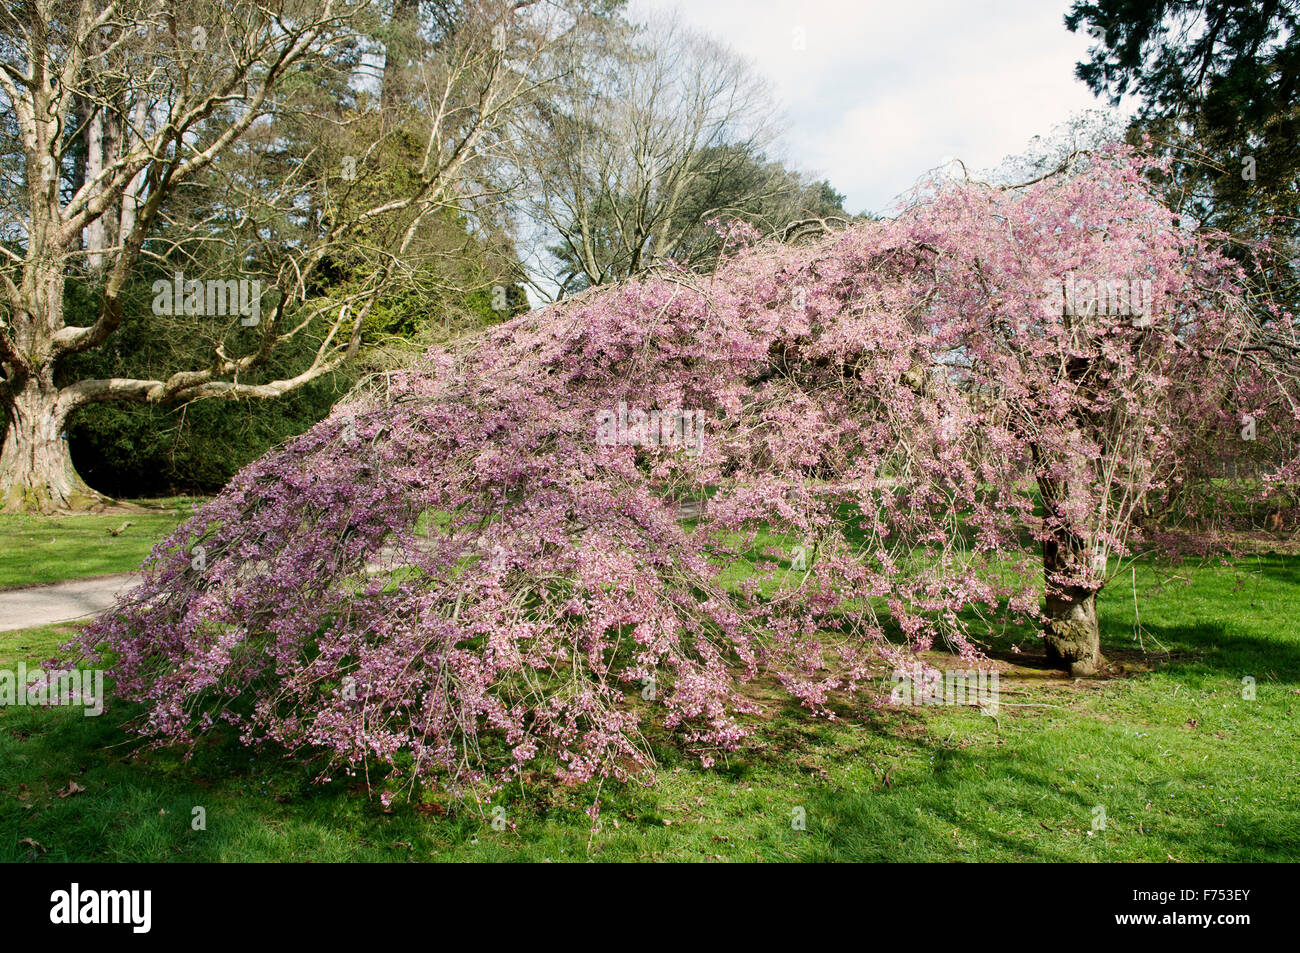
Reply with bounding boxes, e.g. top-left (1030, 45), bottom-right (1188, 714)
top-left (70, 146), bottom-right (1295, 796)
